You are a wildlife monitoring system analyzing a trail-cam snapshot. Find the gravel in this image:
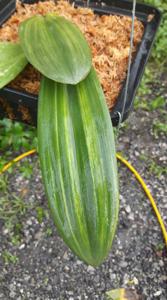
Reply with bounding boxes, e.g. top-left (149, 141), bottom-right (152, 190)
top-left (0, 81), bottom-right (167, 299)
